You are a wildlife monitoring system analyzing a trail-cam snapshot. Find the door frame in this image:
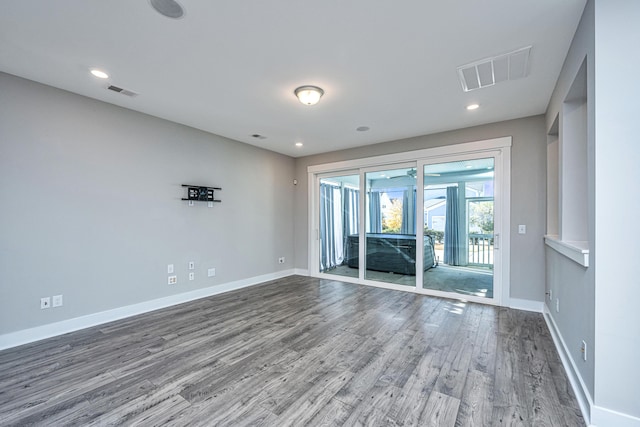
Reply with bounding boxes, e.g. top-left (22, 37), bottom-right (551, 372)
top-left (307, 137), bottom-right (511, 306)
